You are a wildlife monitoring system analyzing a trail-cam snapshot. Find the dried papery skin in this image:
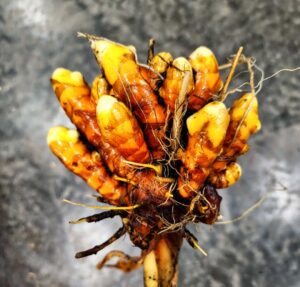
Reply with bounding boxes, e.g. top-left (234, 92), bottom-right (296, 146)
top-left (178, 101), bottom-right (230, 198)
top-left (47, 127), bottom-right (124, 203)
top-left (96, 250), bottom-right (143, 272)
top-left (212, 93), bottom-right (261, 172)
top-left (208, 162), bottom-right (242, 189)
top-left (51, 68), bottom-right (133, 177)
top-left (91, 75), bottom-right (110, 104)
top-left (188, 46), bottom-right (223, 110)
top-left (88, 37), bottom-right (167, 159)
top-left (159, 57), bottom-right (194, 112)
top-left (96, 95), bottom-right (150, 163)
